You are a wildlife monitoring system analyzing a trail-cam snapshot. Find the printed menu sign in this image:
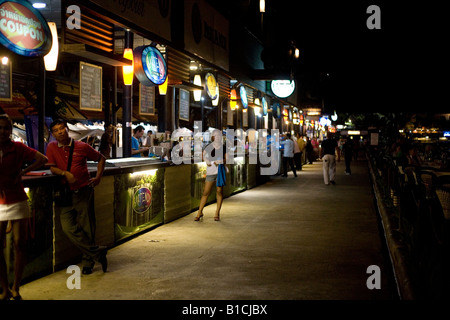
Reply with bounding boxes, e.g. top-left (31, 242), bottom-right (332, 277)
top-left (139, 84), bottom-right (155, 115)
top-left (79, 62), bottom-right (102, 111)
top-left (179, 88), bottom-right (190, 121)
top-left (0, 61), bottom-right (11, 101)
